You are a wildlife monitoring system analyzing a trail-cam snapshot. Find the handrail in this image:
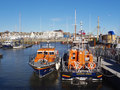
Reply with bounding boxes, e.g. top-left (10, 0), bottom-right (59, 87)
top-left (89, 47), bottom-right (120, 64)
